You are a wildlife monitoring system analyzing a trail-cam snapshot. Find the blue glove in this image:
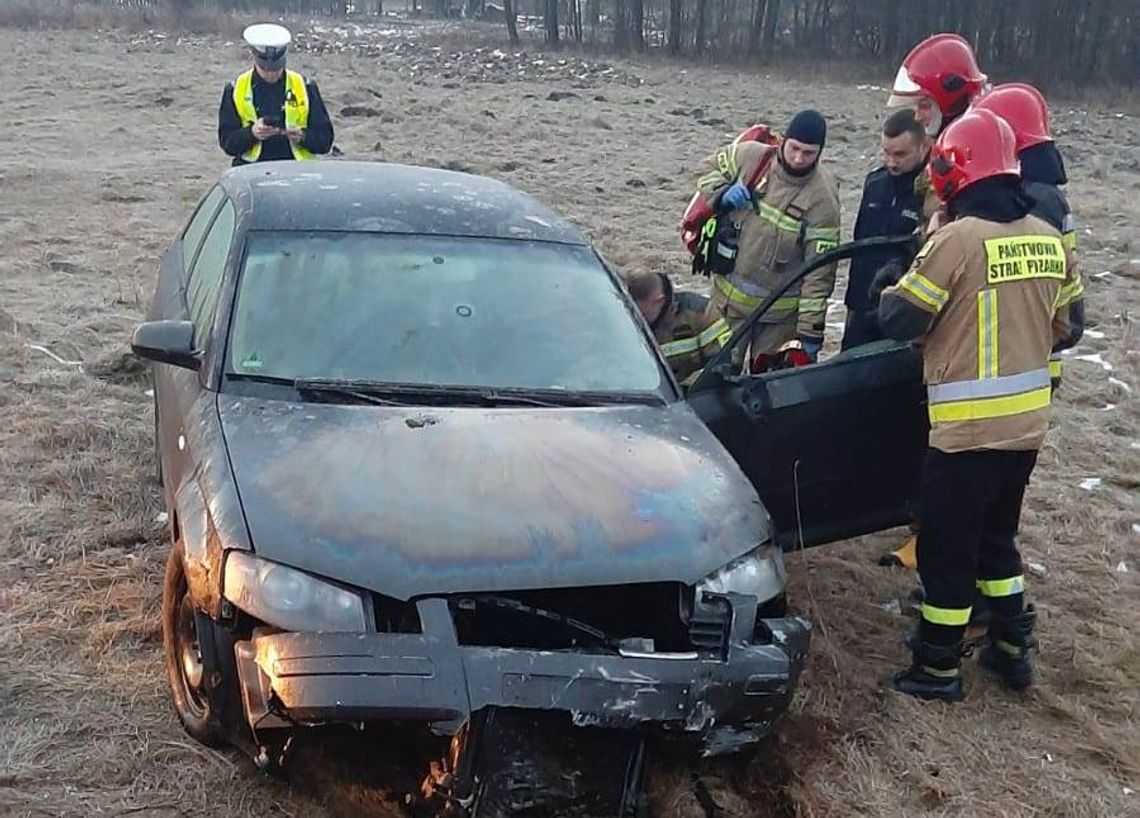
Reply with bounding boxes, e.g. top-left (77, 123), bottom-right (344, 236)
top-left (720, 180), bottom-right (752, 211)
top-left (798, 337), bottom-right (822, 362)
